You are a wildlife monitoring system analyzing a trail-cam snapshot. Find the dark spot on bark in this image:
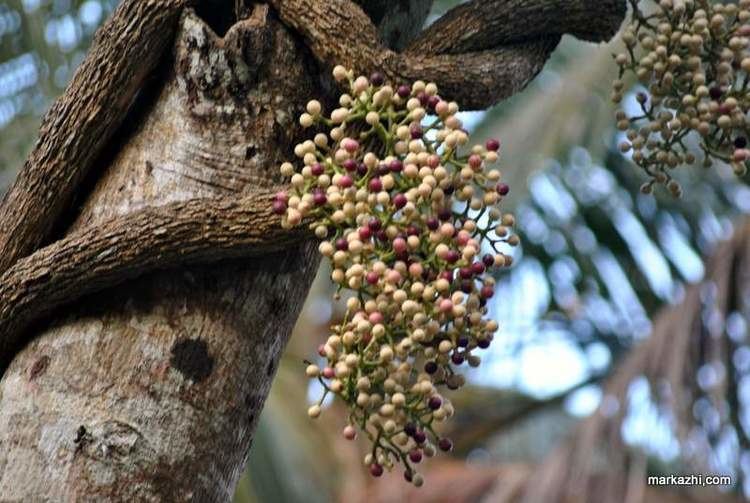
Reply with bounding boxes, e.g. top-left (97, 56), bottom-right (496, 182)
top-left (145, 160), bottom-right (153, 175)
top-left (170, 338), bottom-right (214, 383)
top-left (266, 358), bottom-right (275, 376)
top-left (75, 425), bottom-right (87, 443)
top-left (245, 145), bottom-right (257, 159)
top-left (29, 355), bottom-right (50, 380)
